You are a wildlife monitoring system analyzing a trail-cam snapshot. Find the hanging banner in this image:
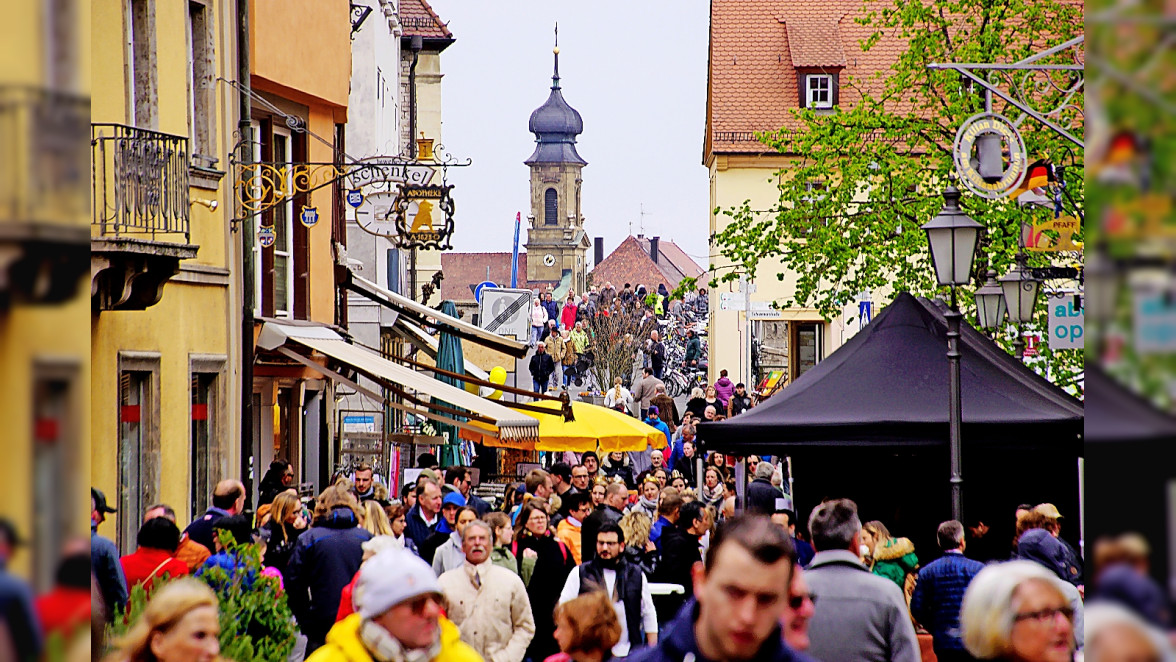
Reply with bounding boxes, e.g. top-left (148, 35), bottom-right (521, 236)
top-left (1134, 290), bottom-right (1176, 354)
